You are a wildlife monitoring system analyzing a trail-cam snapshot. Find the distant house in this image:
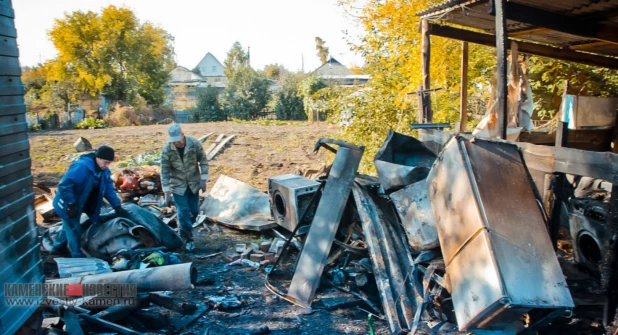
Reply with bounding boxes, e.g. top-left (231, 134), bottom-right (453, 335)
top-left (195, 52), bottom-right (227, 85)
top-left (166, 53), bottom-right (228, 115)
top-left (312, 57), bottom-right (370, 86)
